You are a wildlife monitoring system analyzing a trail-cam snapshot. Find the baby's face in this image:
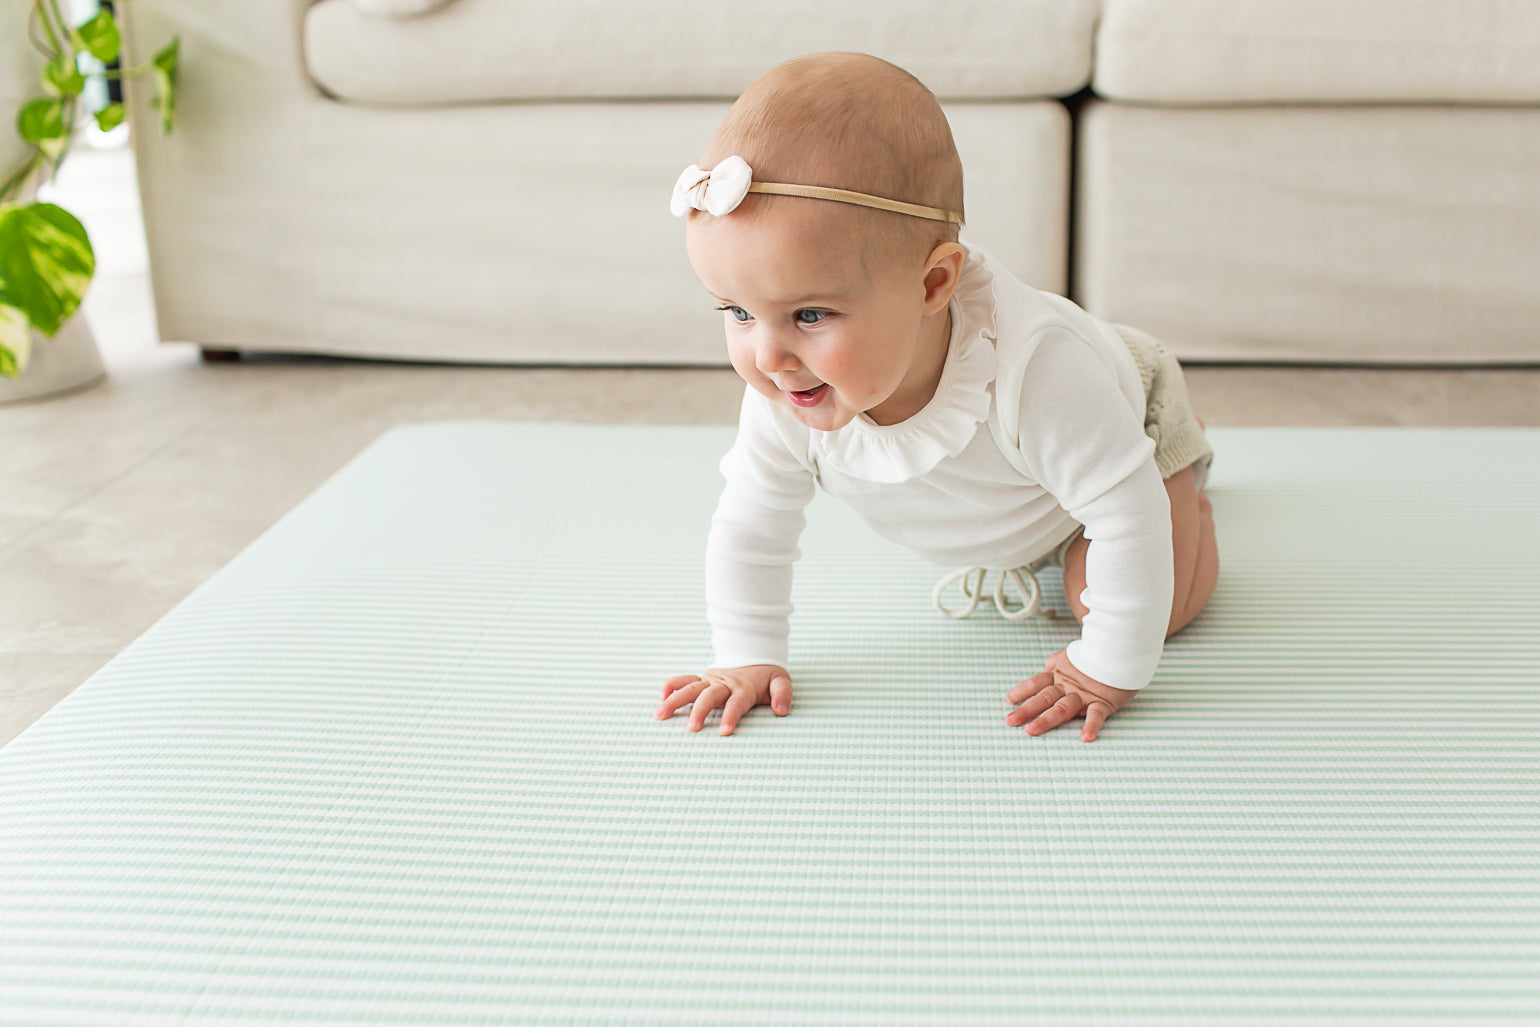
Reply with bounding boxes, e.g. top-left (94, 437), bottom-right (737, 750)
top-left (686, 202), bottom-right (942, 431)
